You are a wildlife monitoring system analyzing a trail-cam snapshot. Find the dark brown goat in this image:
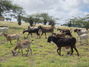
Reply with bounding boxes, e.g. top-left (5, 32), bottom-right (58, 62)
top-left (57, 28), bottom-right (72, 37)
top-left (47, 34), bottom-right (79, 56)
